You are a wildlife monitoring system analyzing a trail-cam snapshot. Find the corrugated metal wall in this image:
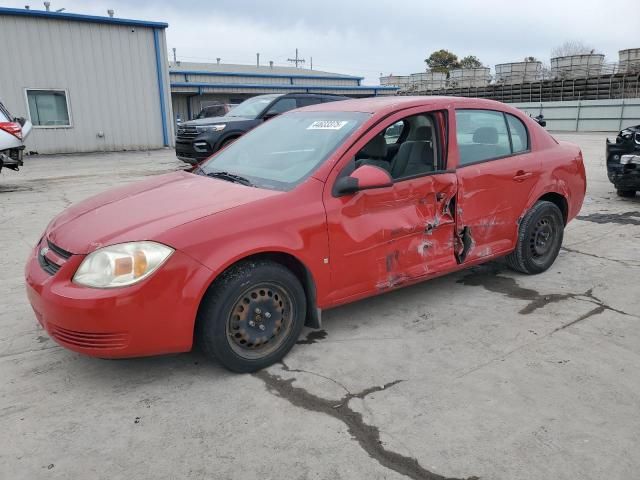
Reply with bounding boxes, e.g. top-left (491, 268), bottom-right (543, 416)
top-left (513, 98), bottom-right (640, 132)
top-left (0, 15), bottom-right (173, 154)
